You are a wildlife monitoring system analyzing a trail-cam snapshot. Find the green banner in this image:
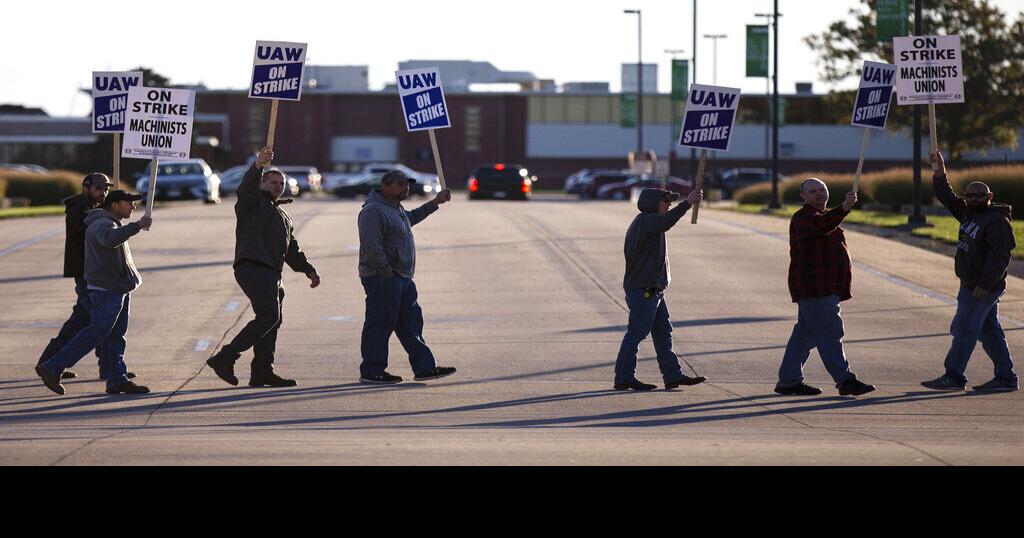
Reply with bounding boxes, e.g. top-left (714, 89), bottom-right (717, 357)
top-left (620, 94), bottom-right (637, 128)
top-left (746, 25), bottom-right (769, 78)
top-left (876, 0), bottom-right (908, 42)
top-left (778, 97), bottom-right (786, 127)
top-left (671, 59), bottom-right (689, 103)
